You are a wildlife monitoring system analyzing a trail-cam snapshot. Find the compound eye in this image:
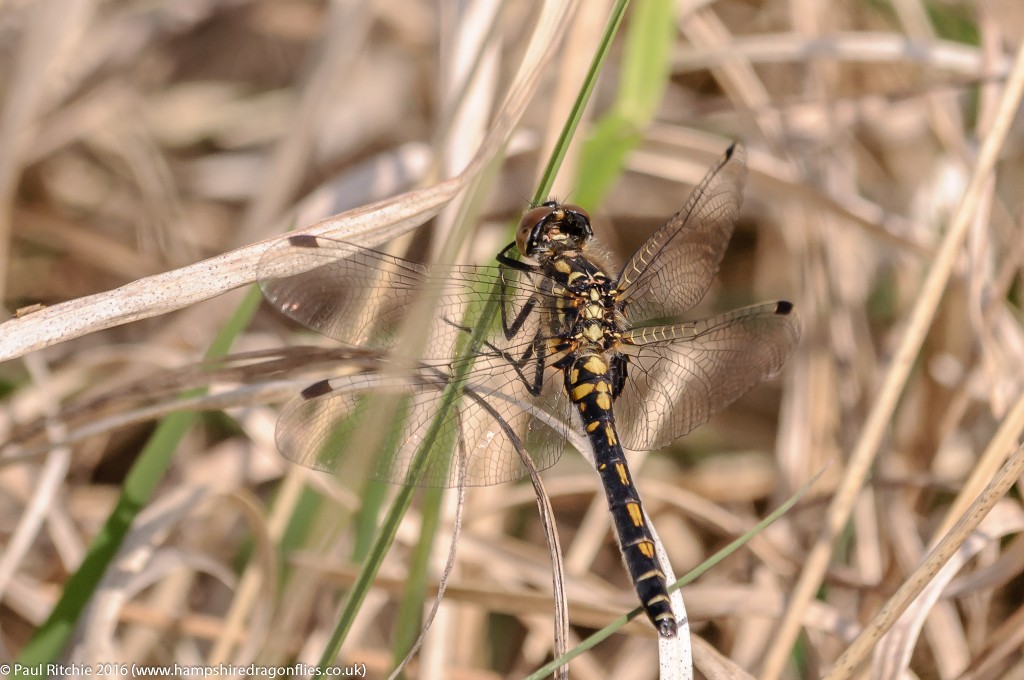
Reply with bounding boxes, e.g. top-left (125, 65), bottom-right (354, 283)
top-left (516, 205), bottom-right (555, 255)
top-left (562, 203), bottom-right (590, 223)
